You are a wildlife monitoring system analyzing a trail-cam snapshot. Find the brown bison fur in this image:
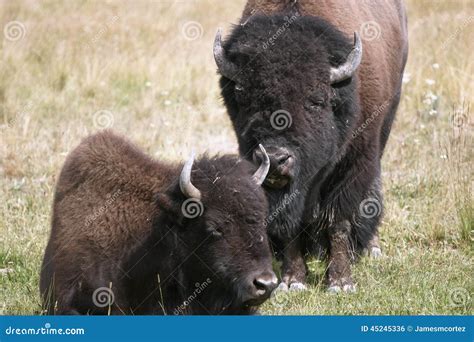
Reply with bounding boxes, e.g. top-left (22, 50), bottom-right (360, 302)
top-left (216, 0), bottom-right (408, 291)
top-left (40, 130), bottom-right (277, 315)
